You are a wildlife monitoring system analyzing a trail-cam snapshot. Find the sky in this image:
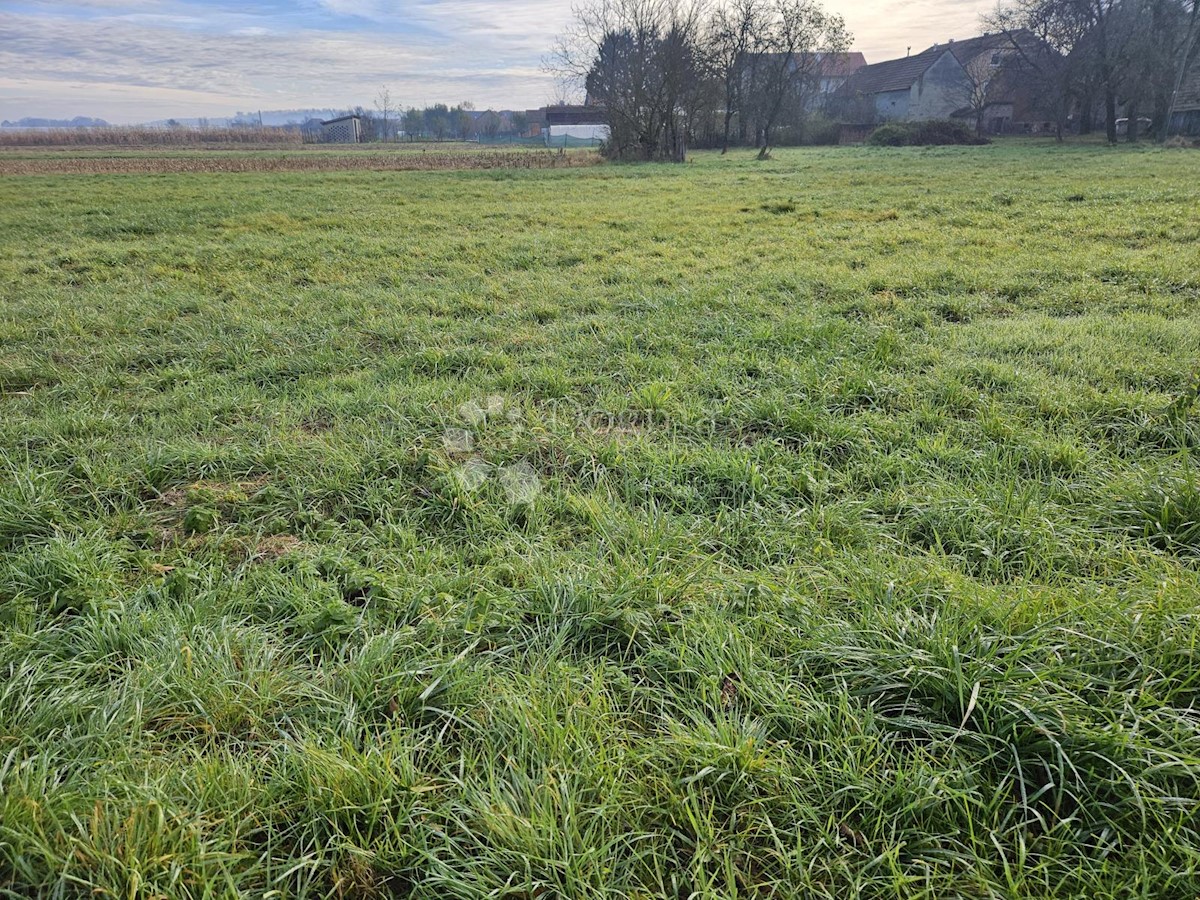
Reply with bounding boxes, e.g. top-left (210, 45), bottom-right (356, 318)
top-left (0, 0), bottom-right (996, 124)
